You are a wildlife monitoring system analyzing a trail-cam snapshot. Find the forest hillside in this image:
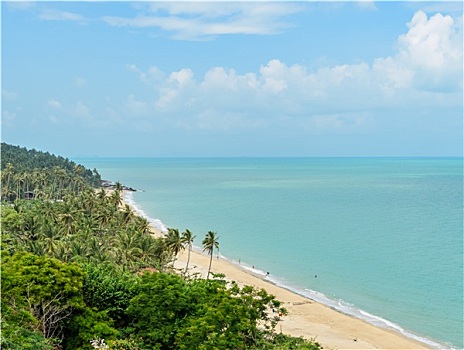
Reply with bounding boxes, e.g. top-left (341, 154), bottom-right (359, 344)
top-left (0, 143), bottom-right (320, 350)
